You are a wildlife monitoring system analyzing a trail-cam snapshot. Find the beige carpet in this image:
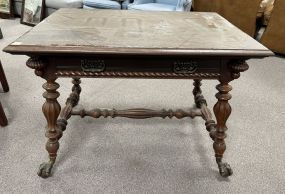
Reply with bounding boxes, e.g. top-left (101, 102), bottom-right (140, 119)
top-left (0, 18), bottom-right (285, 194)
